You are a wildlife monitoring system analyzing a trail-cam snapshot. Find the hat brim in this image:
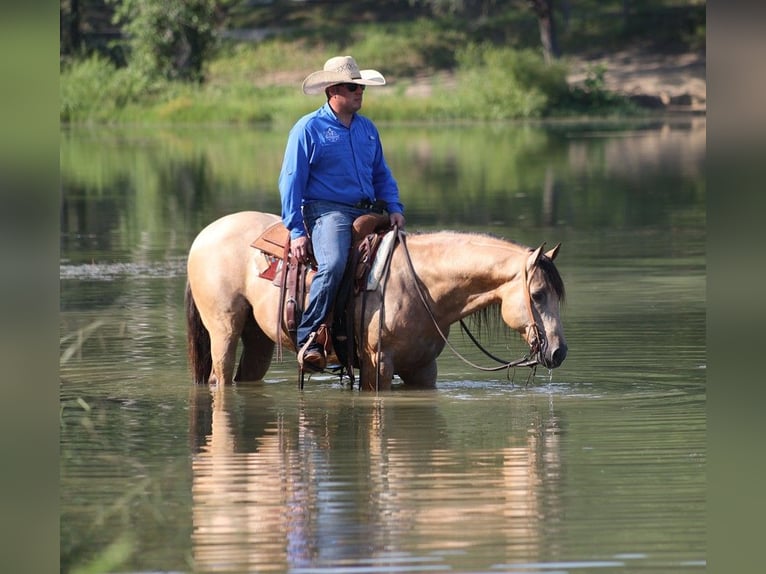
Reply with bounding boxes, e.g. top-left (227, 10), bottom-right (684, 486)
top-left (302, 69), bottom-right (386, 95)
